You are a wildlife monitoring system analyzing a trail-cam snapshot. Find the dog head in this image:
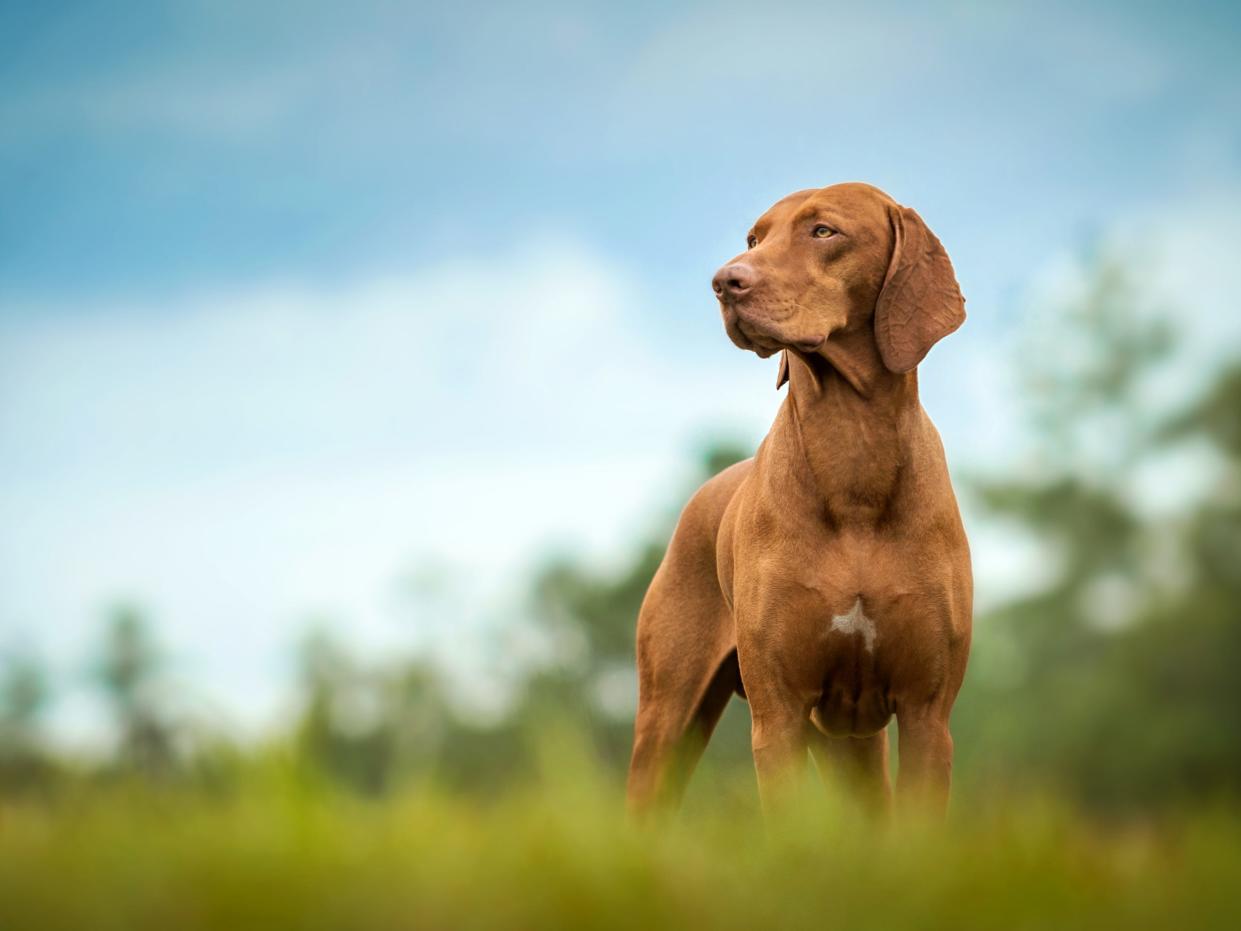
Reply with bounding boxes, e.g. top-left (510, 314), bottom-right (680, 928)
top-left (711, 182), bottom-right (964, 383)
